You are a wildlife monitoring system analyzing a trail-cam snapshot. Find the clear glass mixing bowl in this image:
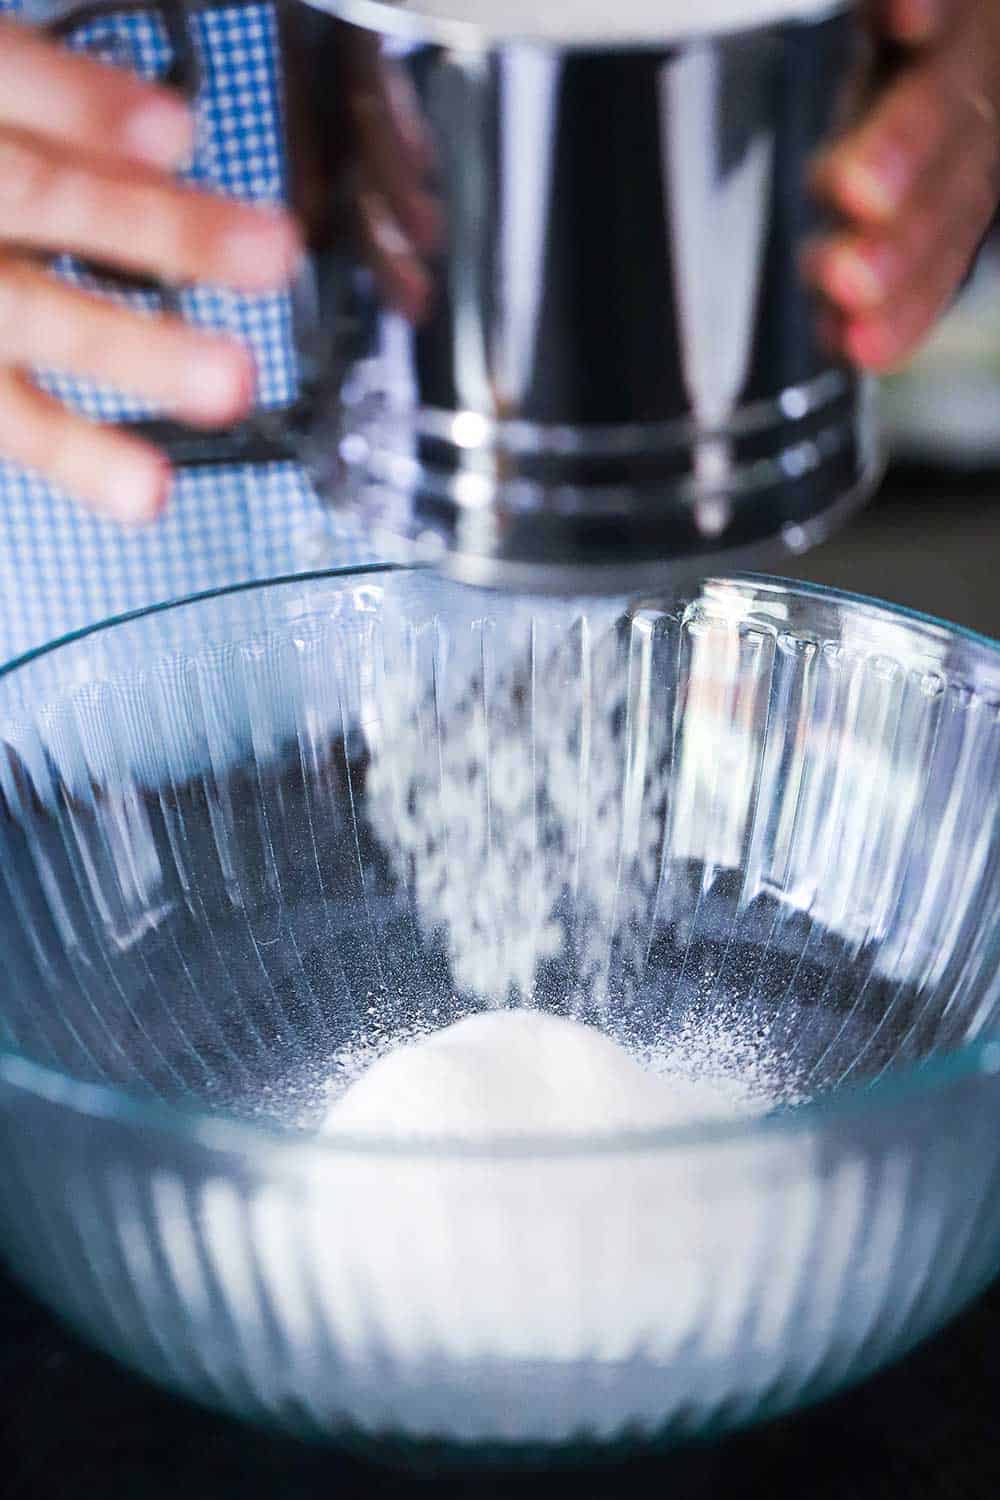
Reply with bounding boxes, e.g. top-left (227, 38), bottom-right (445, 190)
top-left (1, 567), bottom-right (1000, 1462)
